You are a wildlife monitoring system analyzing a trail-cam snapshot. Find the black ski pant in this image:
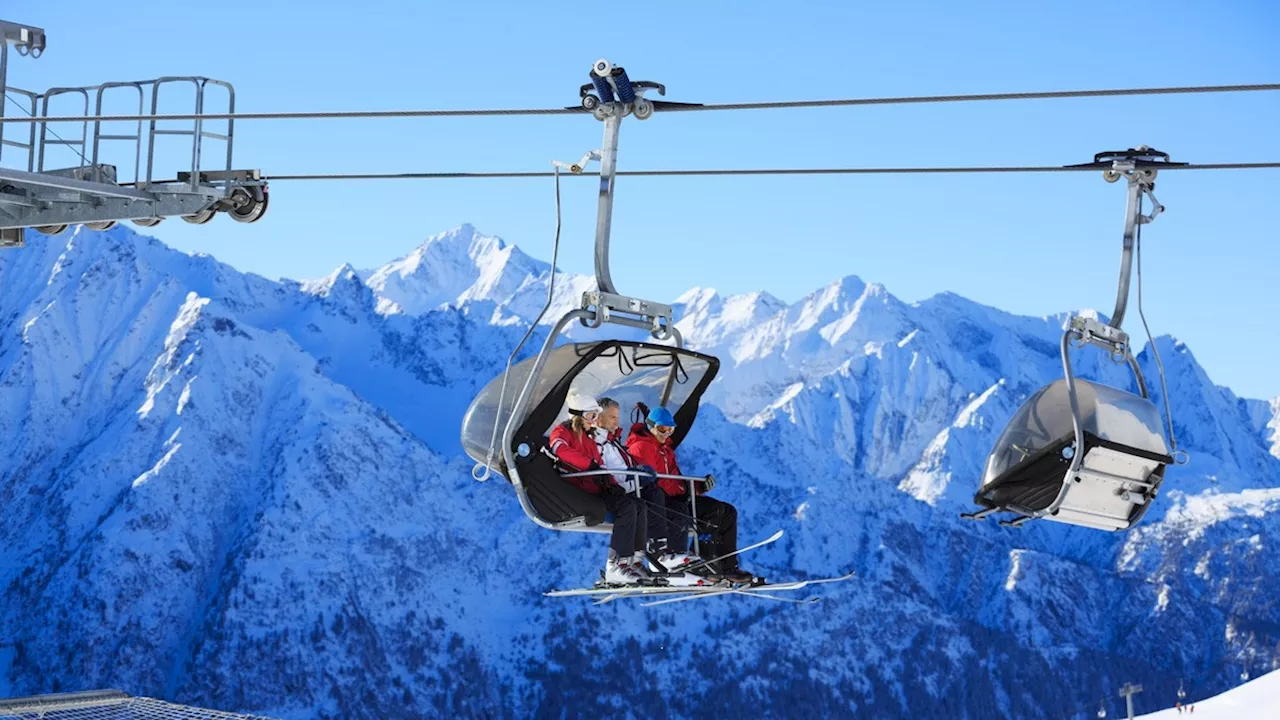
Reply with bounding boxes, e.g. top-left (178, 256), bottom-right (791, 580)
top-left (601, 490), bottom-right (642, 559)
top-left (638, 483), bottom-right (684, 553)
top-left (603, 484), bottom-right (686, 558)
top-left (668, 494), bottom-right (741, 570)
